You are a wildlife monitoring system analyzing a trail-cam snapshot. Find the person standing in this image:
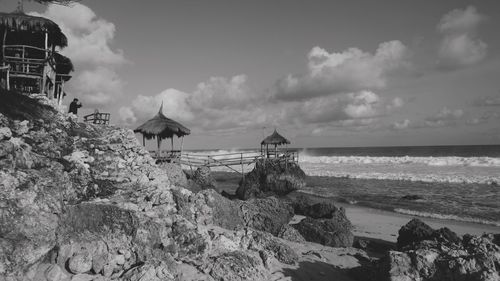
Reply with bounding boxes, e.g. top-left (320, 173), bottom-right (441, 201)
top-left (68, 98), bottom-right (82, 115)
